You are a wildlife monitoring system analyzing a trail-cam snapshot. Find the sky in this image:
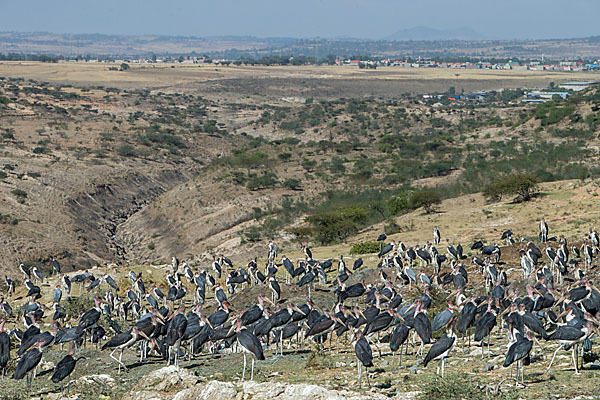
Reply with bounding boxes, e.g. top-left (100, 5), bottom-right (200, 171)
top-left (1, 0), bottom-right (599, 40)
